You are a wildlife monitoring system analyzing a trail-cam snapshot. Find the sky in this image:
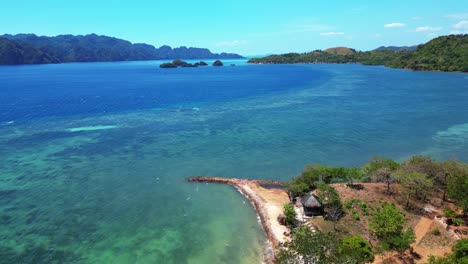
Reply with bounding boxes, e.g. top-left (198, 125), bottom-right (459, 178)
top-left (1, 0), bottom-right (467, 55)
